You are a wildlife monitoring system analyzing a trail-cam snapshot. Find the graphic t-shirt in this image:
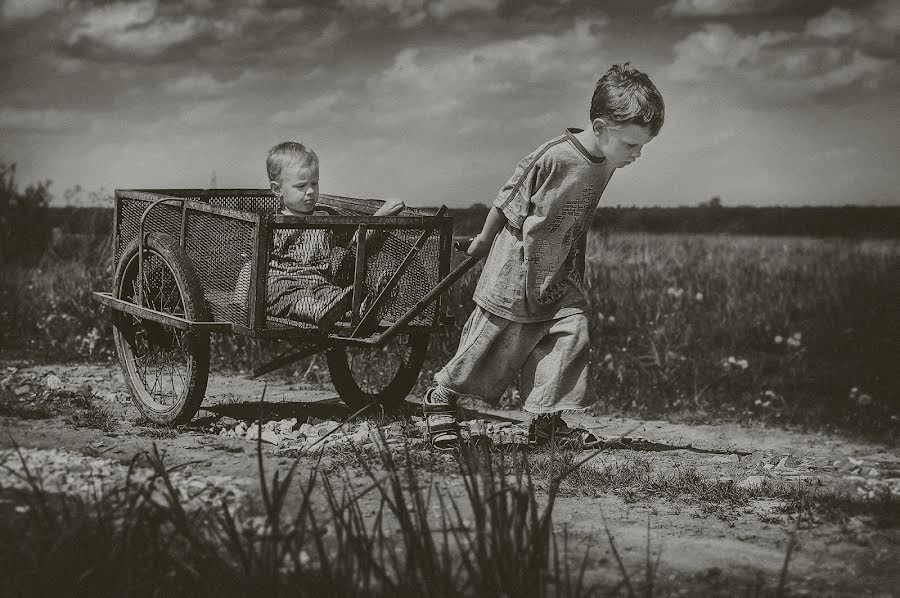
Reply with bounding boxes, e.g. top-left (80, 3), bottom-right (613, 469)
top-left (473, 129), bottom-right (615, 322)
